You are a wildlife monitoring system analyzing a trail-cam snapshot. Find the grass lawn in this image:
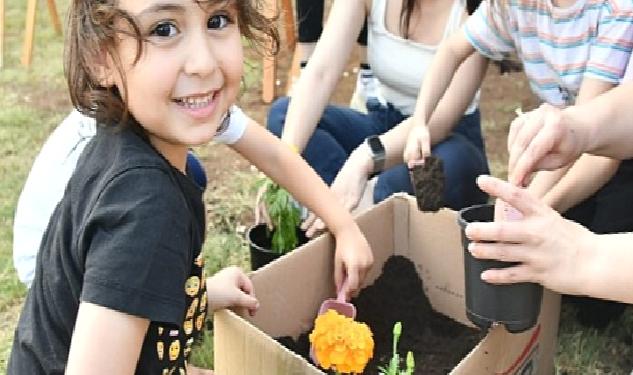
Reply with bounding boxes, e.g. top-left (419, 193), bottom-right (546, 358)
top-left (1, 0), bottom-right (633, 373)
